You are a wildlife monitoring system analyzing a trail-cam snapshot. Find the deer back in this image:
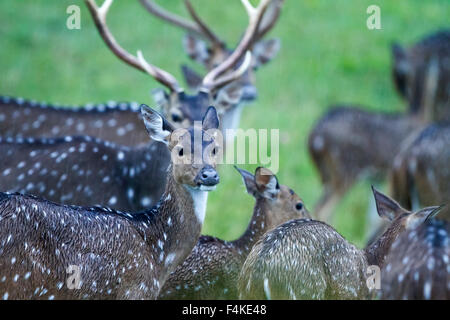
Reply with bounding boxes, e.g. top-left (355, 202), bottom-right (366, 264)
top-left (381, 218), bottom-right (450, 299)
top-left (238, 219), bottom-right (369, 300)
top-left (0, 193), bottom-right (165, 299)
top-left (0, 135), bottom-right (169, 211)
top-left (0, 96), bottom-right (149, 147)
top-left (309, 106), bottom-right (424, 192)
